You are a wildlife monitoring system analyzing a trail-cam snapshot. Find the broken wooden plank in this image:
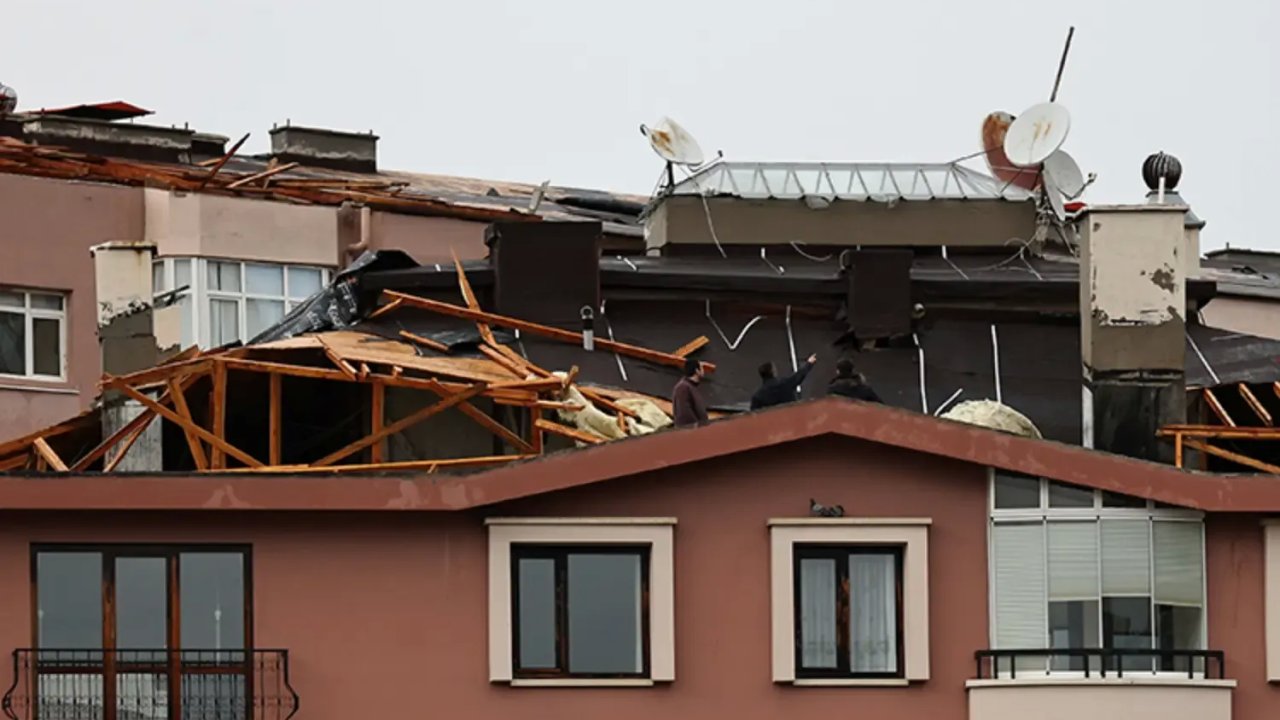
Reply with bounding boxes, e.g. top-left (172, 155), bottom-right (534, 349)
top-left (317, 336), bottom-right (359, 380)
top-left (117, 383), bottom-right (264, 468)
top-left (1238, 383), bottom-right (1273, 426)
top-left (225, 161), bottom-right (300, 189)
top-left (454, 401), bottom-right (535, 455)
top-left (672, 336), bottom-right (710, 357)
top-left (211, 360), bottom-right (228, 470)
top-left (1182, 438), bottom-right (1280, 474)
top-left (1203, 388), bottom-right (1236, 428)
top-left (371, 381), bottom-right (386, 463)
top-left (196, 133), bottom-right (249, 191)
top-left (478, 344), bottom-right (530, 379)
top-left (535, 418), bottom-right (604, 445)
top-left (104, 423), bottom-right (151, 472)
top-left (313, 383), bottom-right (487, 467)
top-left (398, 330), bottom-right (450, 354)
top-left (168, 377), bottom-right (209, 470)
top-left (269, 373), bottom-right (282, 466)
top-left (383, 290), bottom-right (716, 373)
top-left (1157, 424), bottom-right (1280, 440)
top-left (32, 438), bottom-right (68, 472)
top-left (368, 298), bottom-right (404, 320)
top-left (530, 408), bottom-right (544, 453)
top-left (453, 249), bottom-right (495, 346)
top-left (579, 387), bottom-right (640, 419)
